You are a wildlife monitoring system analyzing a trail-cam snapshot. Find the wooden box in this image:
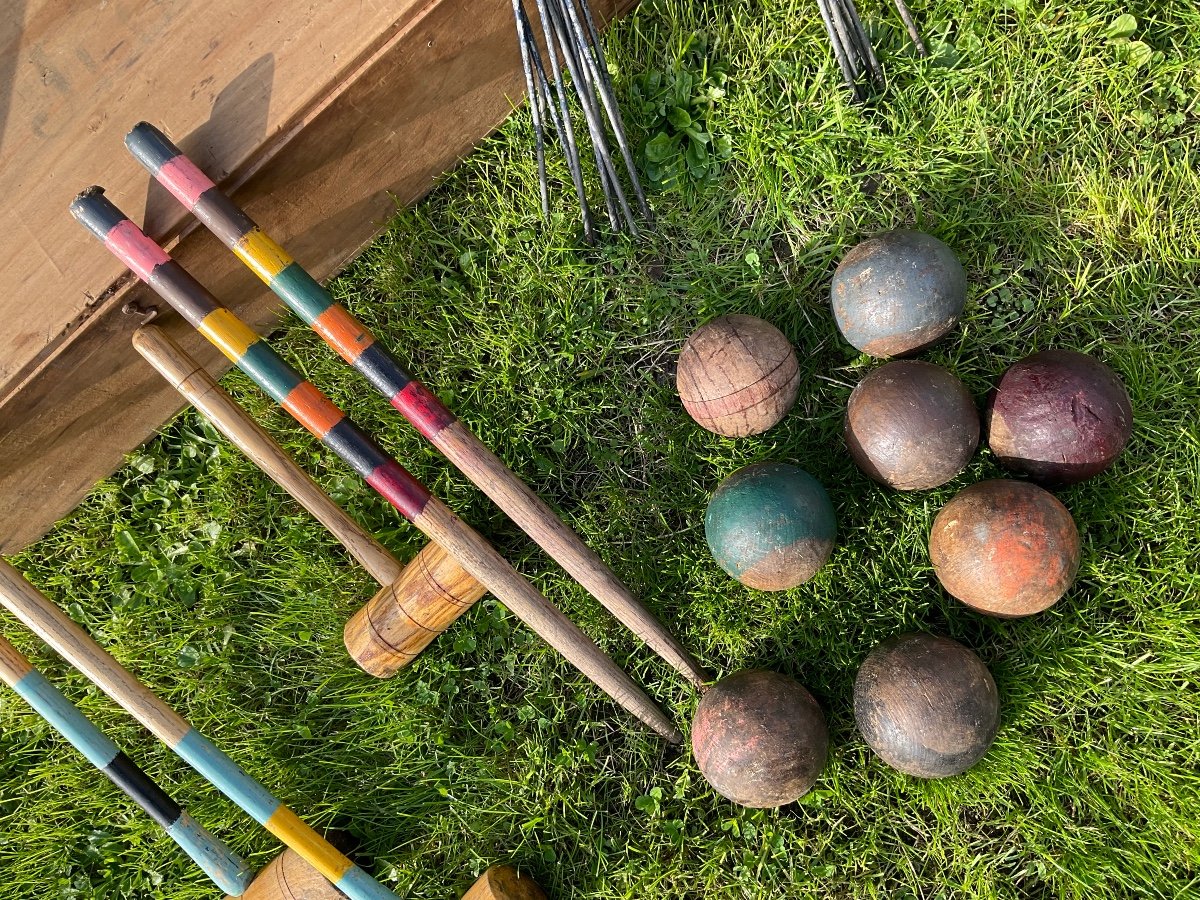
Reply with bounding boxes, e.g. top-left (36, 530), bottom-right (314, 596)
top-left (0, 0), bottom-right (629, 552)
